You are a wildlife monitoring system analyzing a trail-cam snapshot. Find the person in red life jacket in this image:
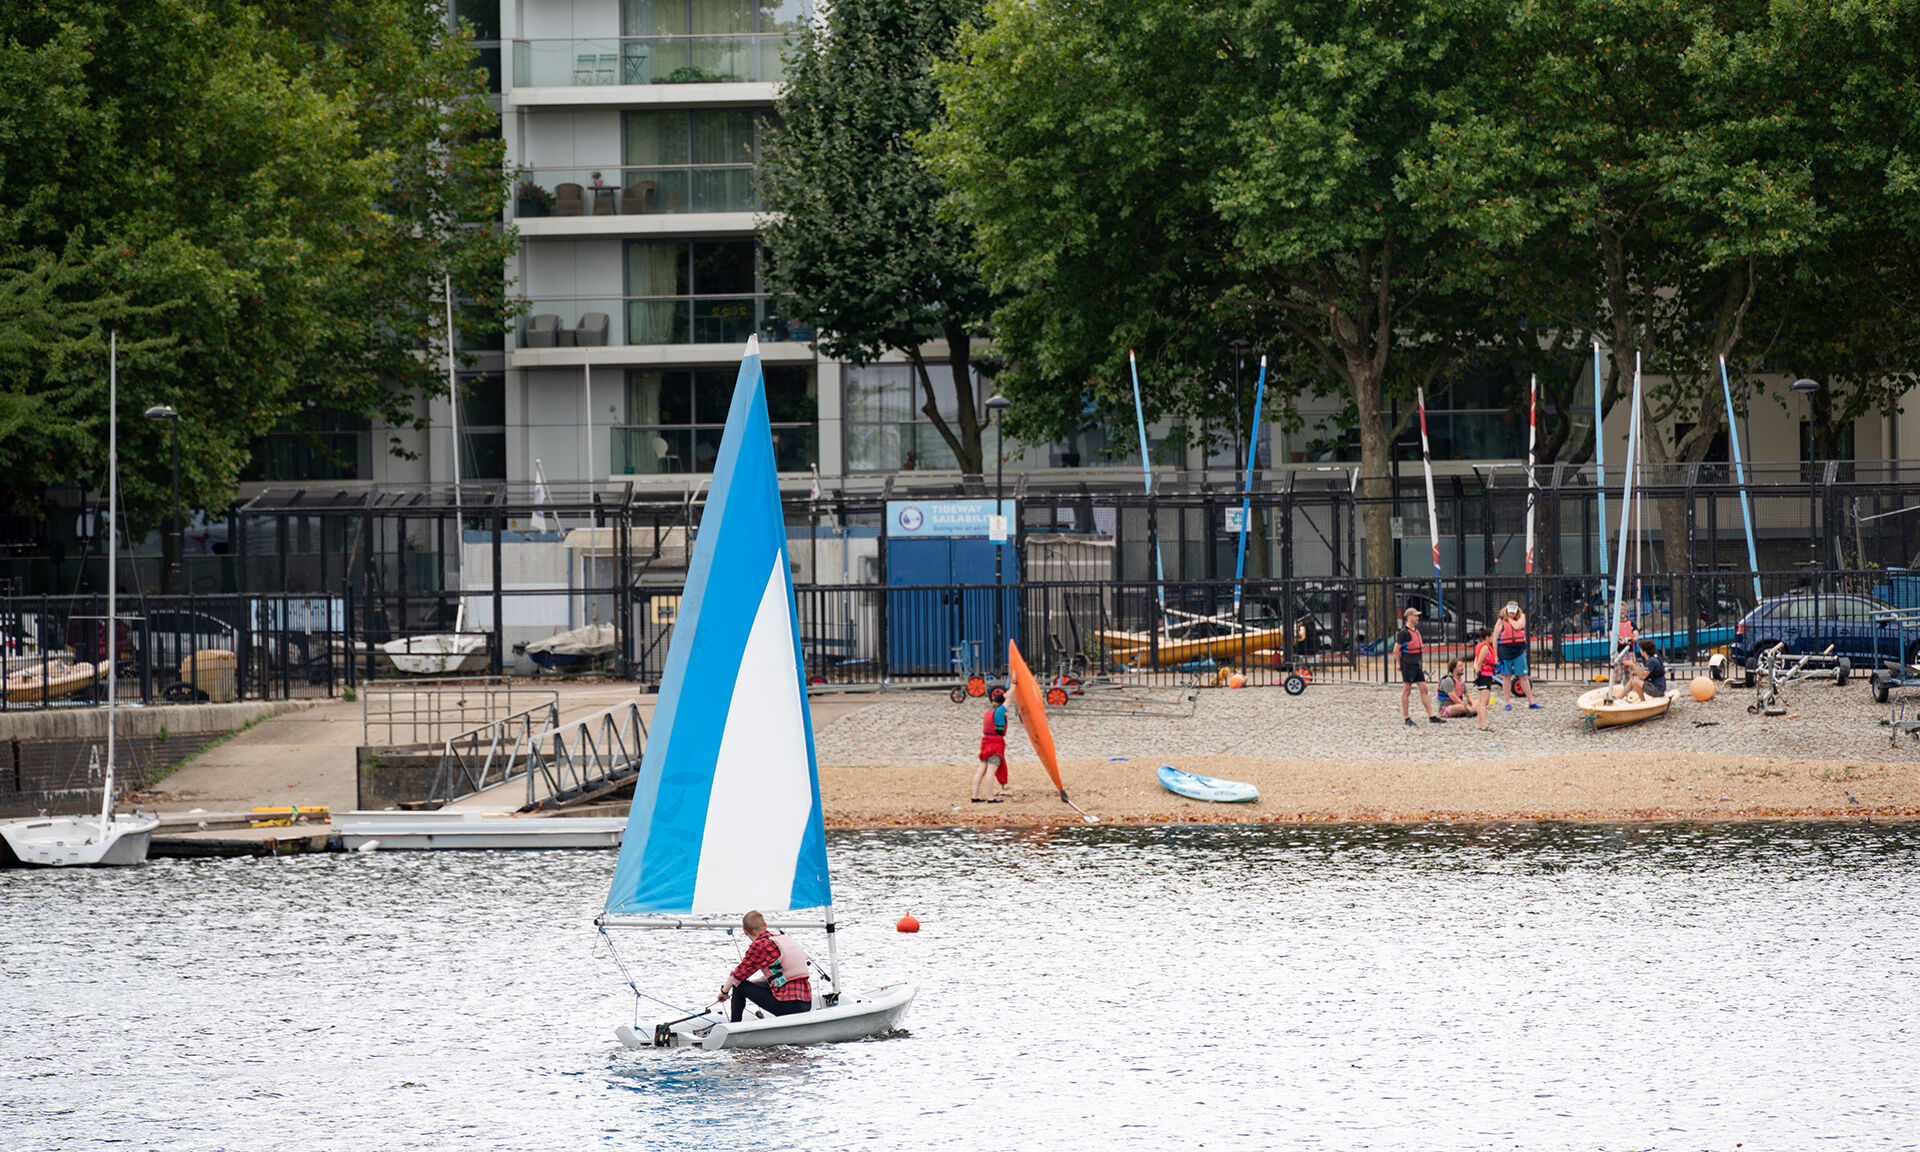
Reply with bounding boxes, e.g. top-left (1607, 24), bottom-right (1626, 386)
top-left (973, 687), bottom-right (1009, 802)
top-left (1393, 606), bottom-right (1445, 726)
top-left (1471, 626), bottom-right (1499, 731)
top-left (720, 910), bottom-right (813, 1023)
top-left (1495, 601), bottom-right (1541, 710)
